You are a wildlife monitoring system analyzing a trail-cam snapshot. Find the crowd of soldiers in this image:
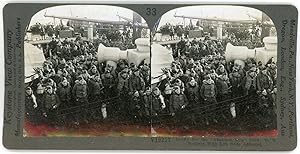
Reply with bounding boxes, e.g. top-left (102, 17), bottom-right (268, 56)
top-left (25, 37), bottom-right (150, 125)
top-left (152, 37), bottom-right (277, 126)
top-left (25, 35), bottom-right (277, 127)
top-left (159, 23), bottom-right (194, 40)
